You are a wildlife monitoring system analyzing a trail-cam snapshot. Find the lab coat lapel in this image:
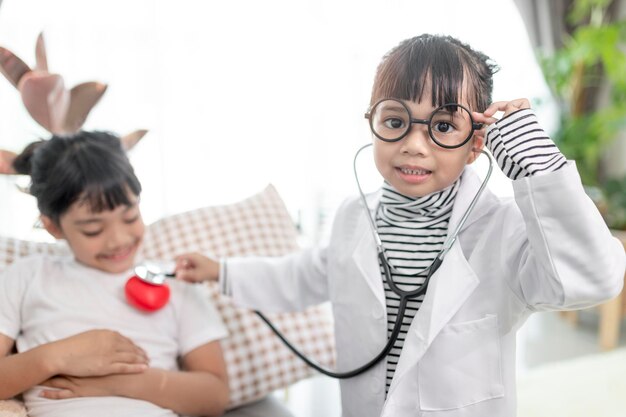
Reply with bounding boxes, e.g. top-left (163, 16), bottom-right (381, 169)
top-left (406, 166), bottom-right (495, 345)
top-left (413, 241), bottom-right (480, 345)
top-left (351, 190), bottom-right (386, 307)
top-left (387, 167), bottom-right (494, 395)
top-left (387, 240), bottom-right (480, 395)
